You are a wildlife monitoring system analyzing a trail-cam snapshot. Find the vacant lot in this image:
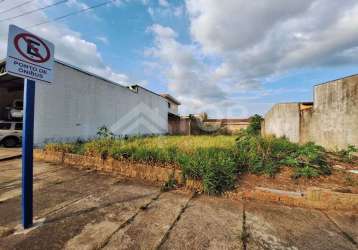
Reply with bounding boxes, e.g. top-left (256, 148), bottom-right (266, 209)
top-left (45, 134), bottom-right (358, 194)
top-left (0, 158), bottom-right (357, 250)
